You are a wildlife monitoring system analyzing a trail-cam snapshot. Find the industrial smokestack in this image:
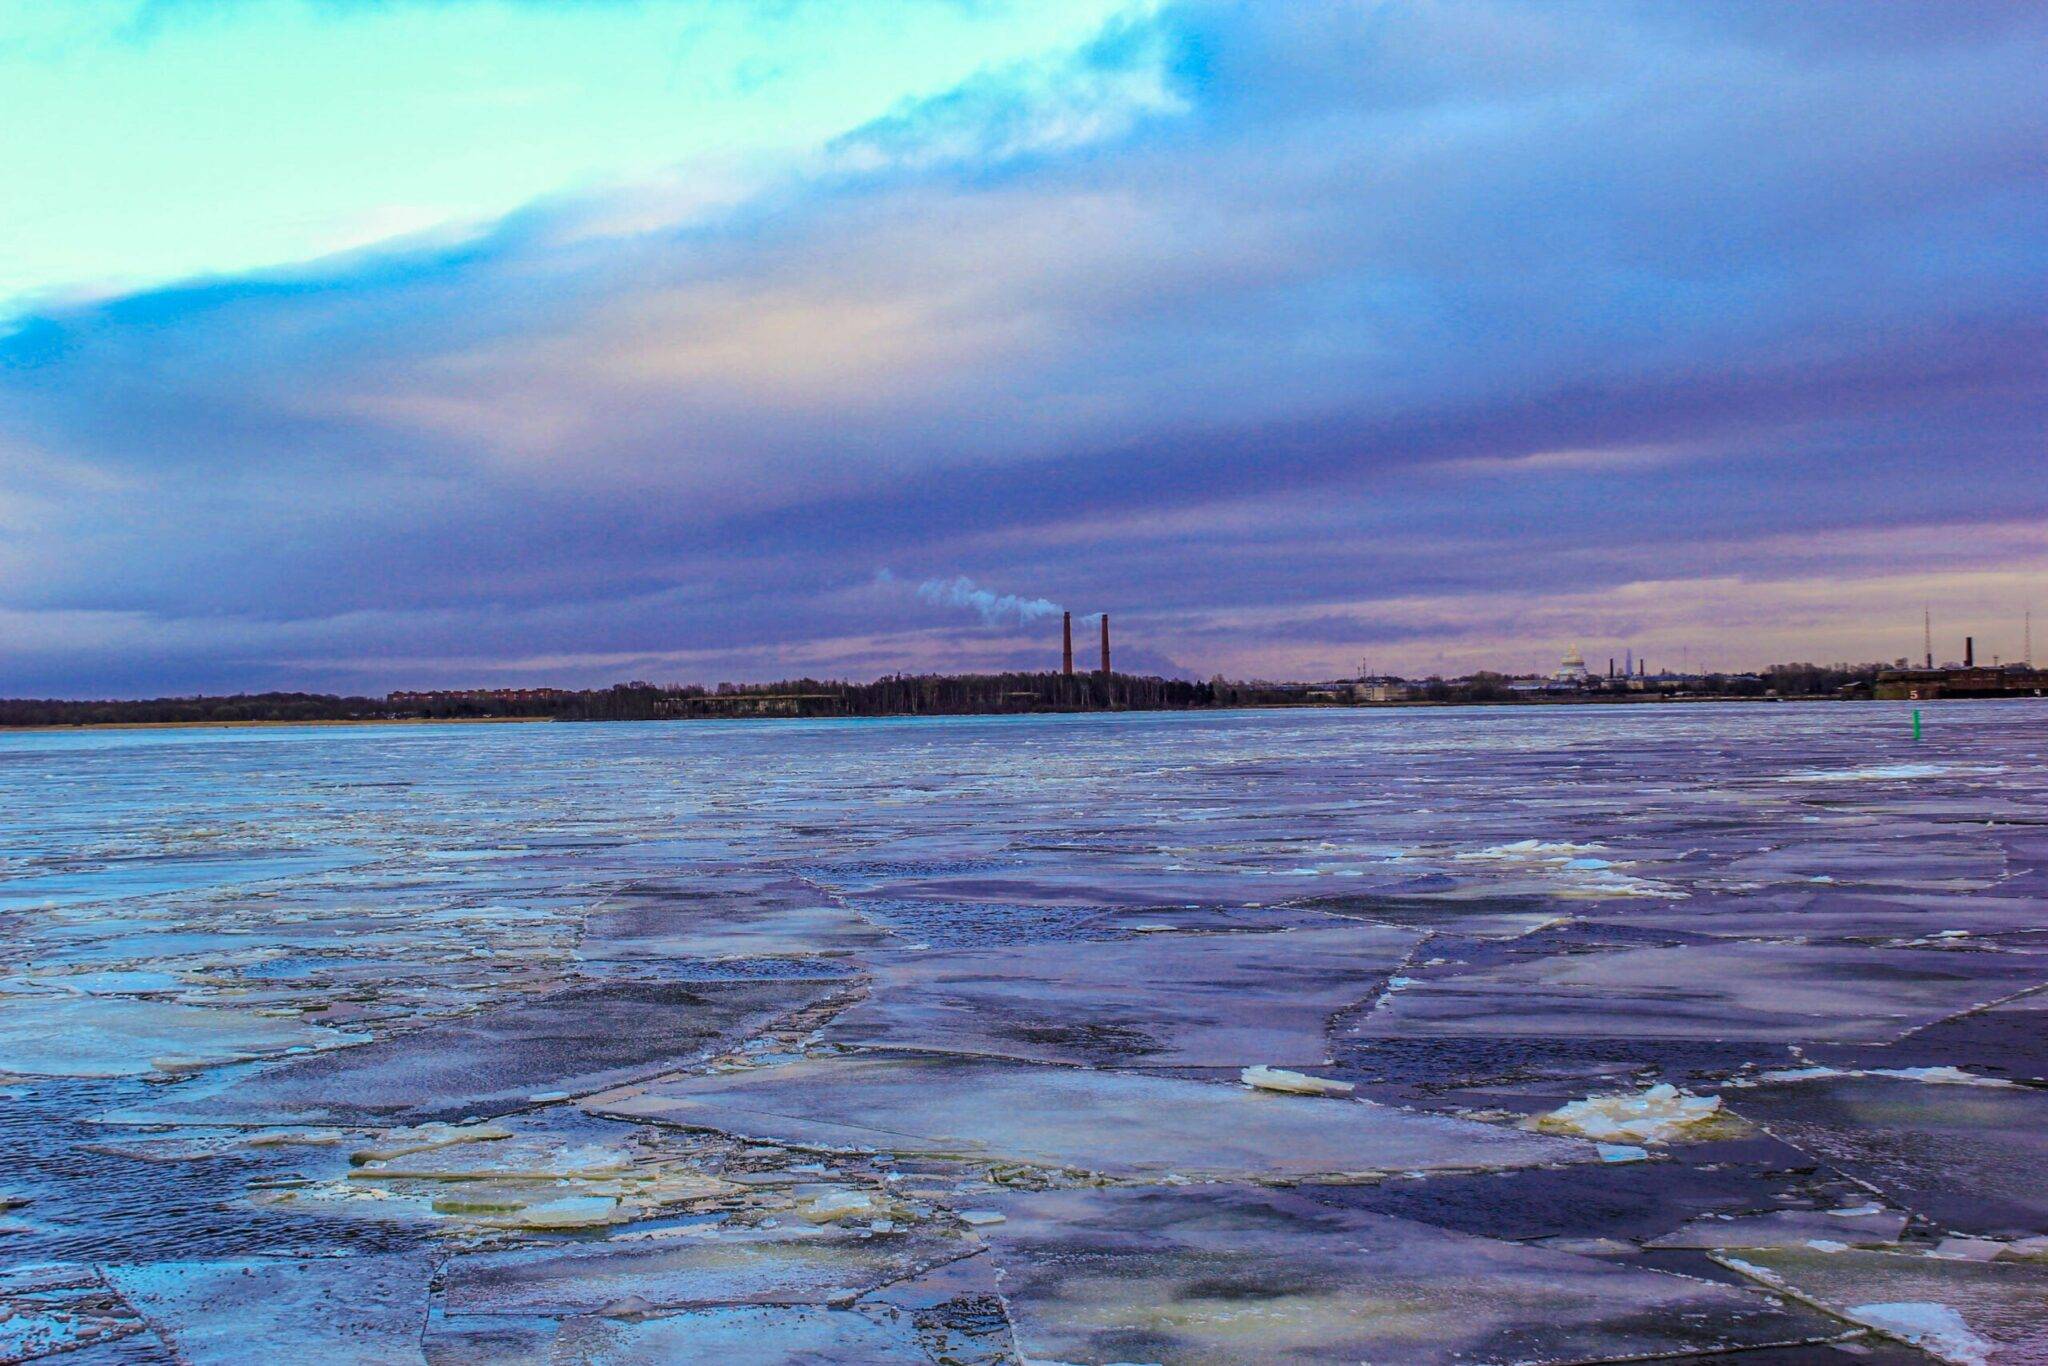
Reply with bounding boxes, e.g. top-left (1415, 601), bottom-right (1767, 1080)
top-left (1100, 613), bottom-right (1111, 675)
top-left (1965, 636), bottom-right (1974, 668)
top-left (1062, 612), bottom-right (1074, 676)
